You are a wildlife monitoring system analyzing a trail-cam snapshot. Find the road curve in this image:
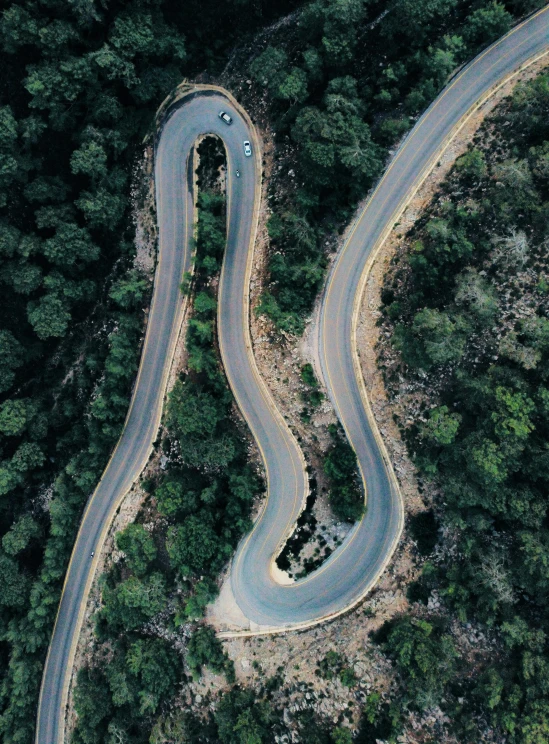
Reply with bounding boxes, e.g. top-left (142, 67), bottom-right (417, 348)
top-left (36, 7), bottom-right (549, 743)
